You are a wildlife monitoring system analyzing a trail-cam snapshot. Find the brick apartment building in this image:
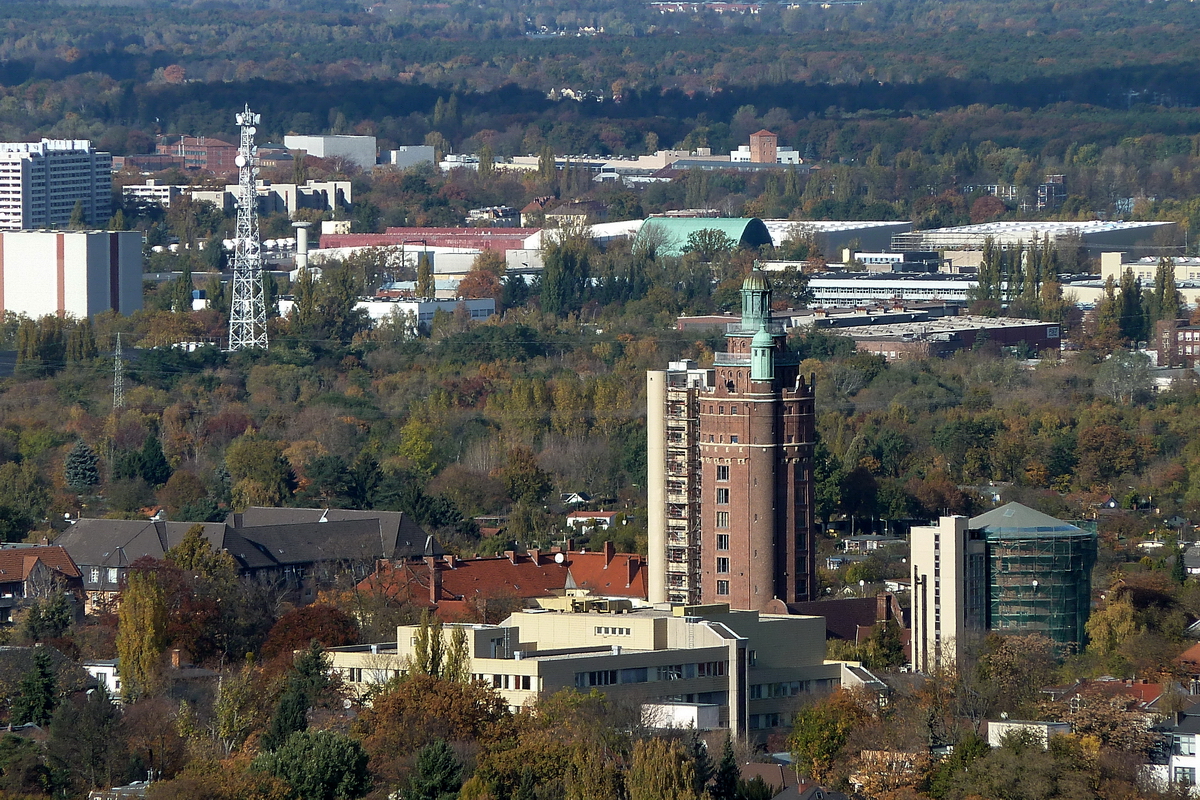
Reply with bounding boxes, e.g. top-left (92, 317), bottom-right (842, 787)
top-left (155, 135), bottom-right (239, 176)
top-left (647, 269), bottom-right (817, 610)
